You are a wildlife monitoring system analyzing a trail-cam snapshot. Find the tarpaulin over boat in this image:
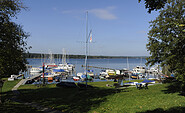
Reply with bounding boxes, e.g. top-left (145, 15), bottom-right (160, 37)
top-left (53, 69), bottom-right (65, 72)
top-left (141, 79), bottom-right (155, 83)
